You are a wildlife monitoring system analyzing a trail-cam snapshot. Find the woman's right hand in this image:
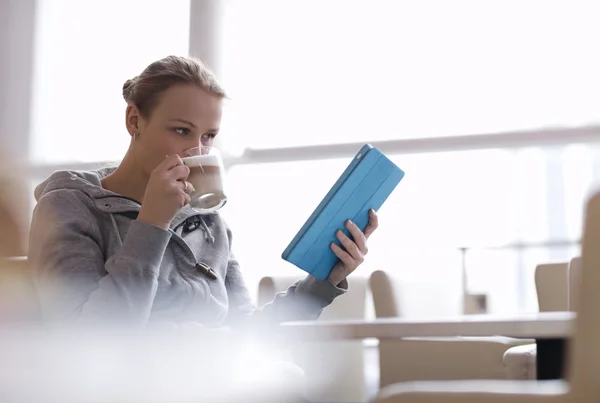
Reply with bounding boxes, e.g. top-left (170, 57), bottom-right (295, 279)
top-left (137, 155), bottom-right (194, 230)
